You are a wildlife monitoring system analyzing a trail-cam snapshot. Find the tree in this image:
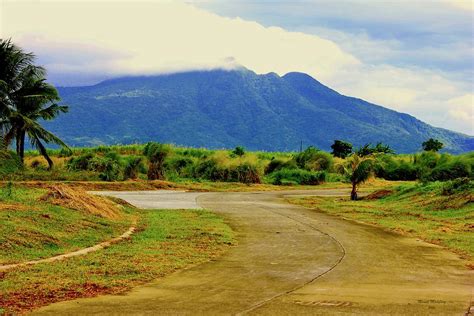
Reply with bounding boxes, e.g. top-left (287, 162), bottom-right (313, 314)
top-left (143, 142), bottom-right (171, 180)
top-left (0, 39), bottom-right (35, 121)
top-left (232, 146), bottom-right (245, 157)
top-left (0, 39), bottom-right (69, 168)
top-left (422, 138), bottom-right (443, 152)
top-left (330, 140), bottom-right (352, 158)
top-left (339, 154), bottom-right (374, 200)
top-left (373, 142), bottom-right (395, 154)
top-left (356, 142), bottom-right (394, 156)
